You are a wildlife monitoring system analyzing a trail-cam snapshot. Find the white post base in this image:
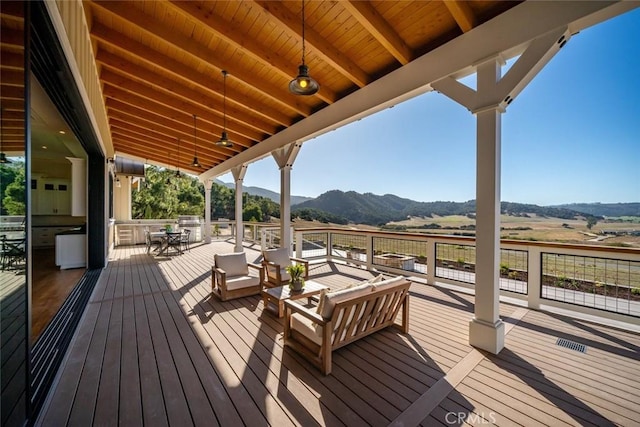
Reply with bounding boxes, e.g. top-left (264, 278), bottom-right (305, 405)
top-left (469, 318), bottom-right (505, 354)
